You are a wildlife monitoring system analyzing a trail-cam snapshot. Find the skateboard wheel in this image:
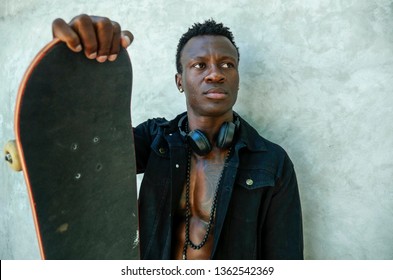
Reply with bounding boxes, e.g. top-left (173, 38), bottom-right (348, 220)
top-left (4, 140), bottom-right (22, 171)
